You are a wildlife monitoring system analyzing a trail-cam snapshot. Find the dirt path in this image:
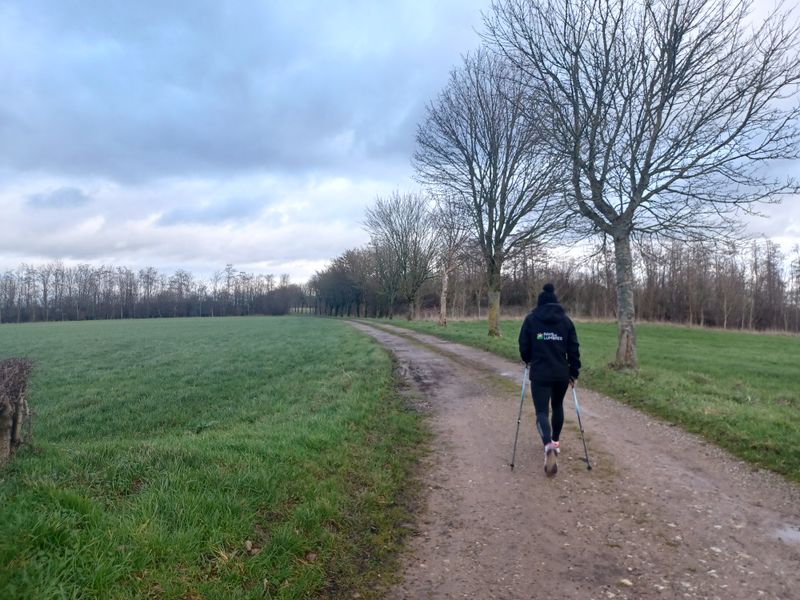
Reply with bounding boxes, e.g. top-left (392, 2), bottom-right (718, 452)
top-left (348, 321), bottom-right (800, 600)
